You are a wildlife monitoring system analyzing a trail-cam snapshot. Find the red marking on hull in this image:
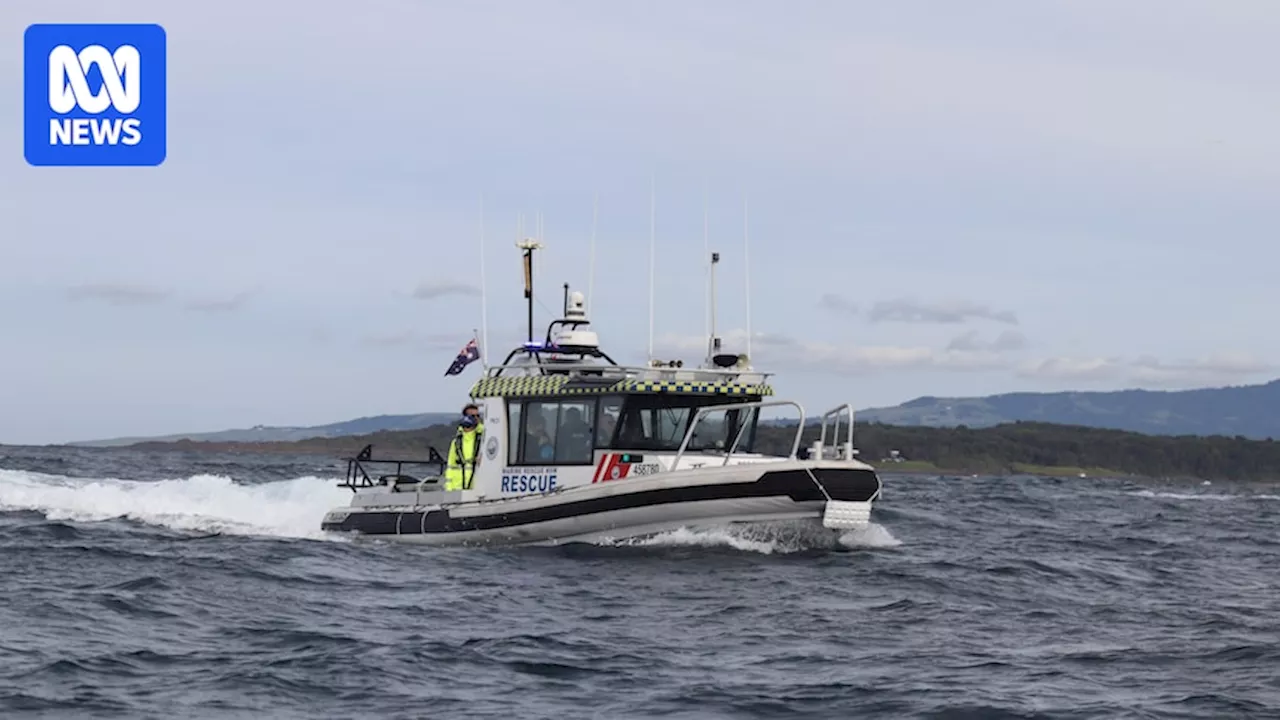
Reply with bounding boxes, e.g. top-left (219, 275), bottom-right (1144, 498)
top-left (597, 453), bottom-right (632, 483)
top-left (591, 453), bottom-right (613, 483)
